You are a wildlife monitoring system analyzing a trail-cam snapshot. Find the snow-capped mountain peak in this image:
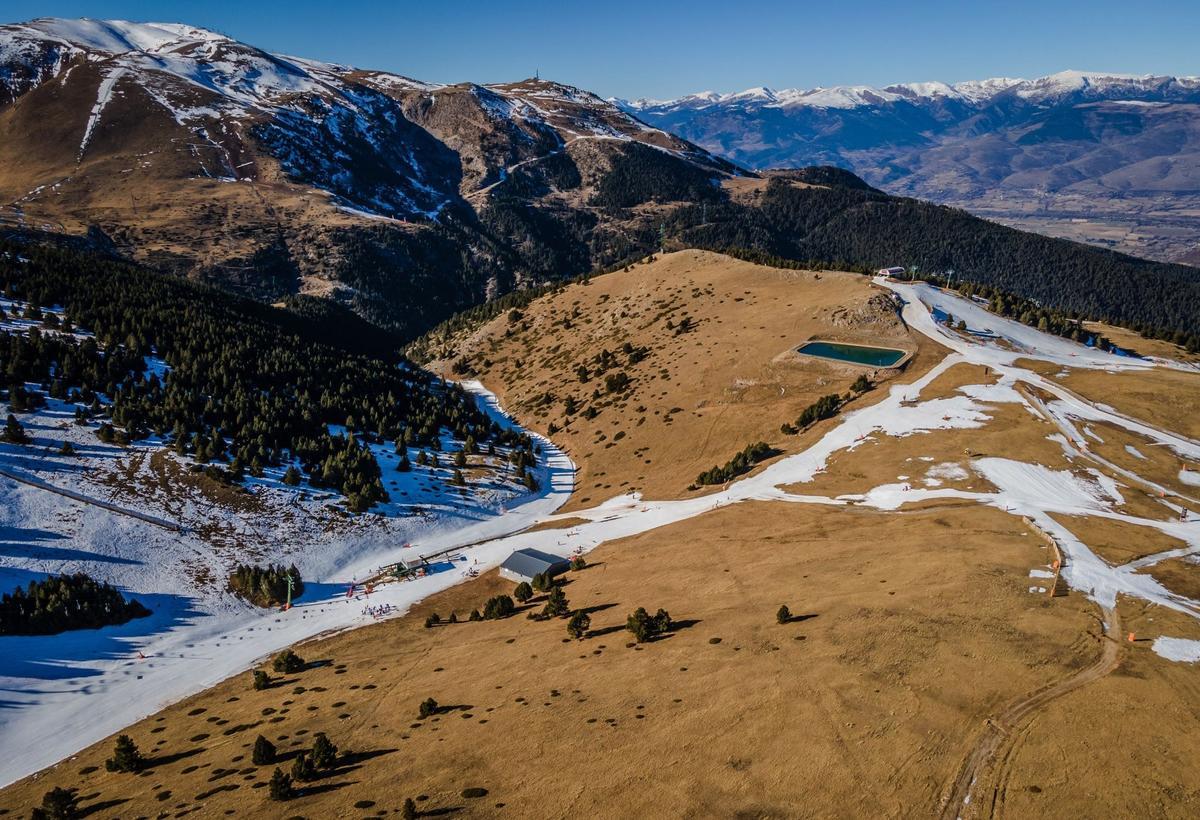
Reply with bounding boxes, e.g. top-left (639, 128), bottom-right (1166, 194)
top-left (624, 70), bottom-right (1200, 113)
top-left (15, 17), bottom-right (232, 56)
top-left (950, 76), bottom-right (1025, 102)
